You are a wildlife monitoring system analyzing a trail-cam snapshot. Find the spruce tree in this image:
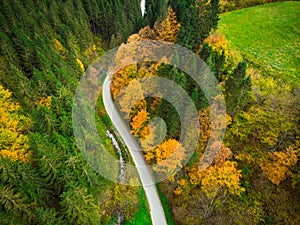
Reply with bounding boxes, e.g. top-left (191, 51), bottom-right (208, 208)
top-left (225, 61), bottom-right (251, 116)
top-left (143, 0), bottom-right (168, 27)
top-left (169, 0), bottom-right (220, 51)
